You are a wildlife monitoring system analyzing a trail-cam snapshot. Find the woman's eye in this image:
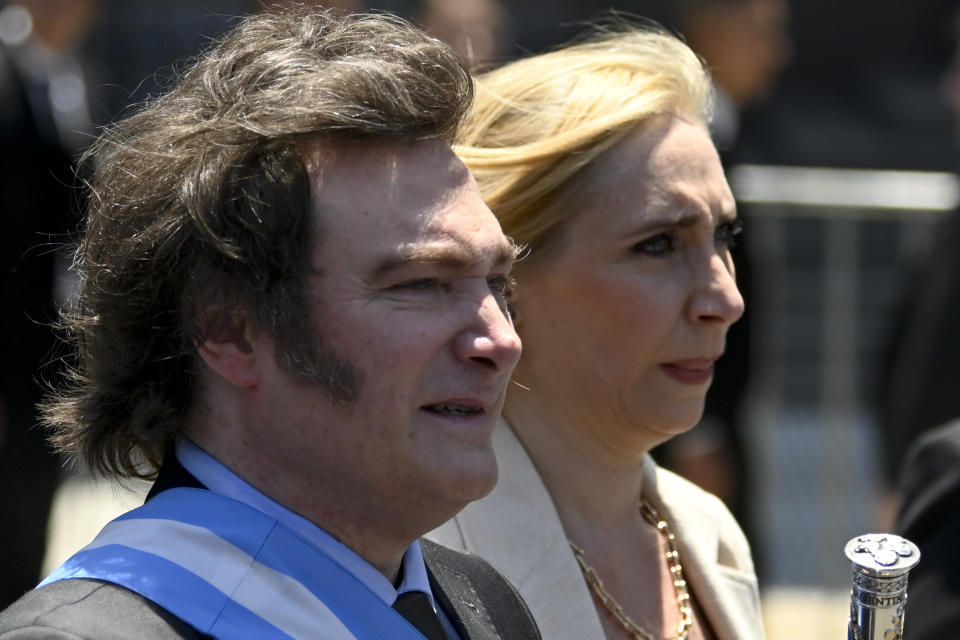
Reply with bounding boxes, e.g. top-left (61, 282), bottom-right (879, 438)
top-left (715, 218), bottom-right (743, 249)
top-left (487, 274), bottom-right (516, 303)
top-left (487, 274), bottom-right (517, 318)
top-left (631, 233), bottom-right (675, 257)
